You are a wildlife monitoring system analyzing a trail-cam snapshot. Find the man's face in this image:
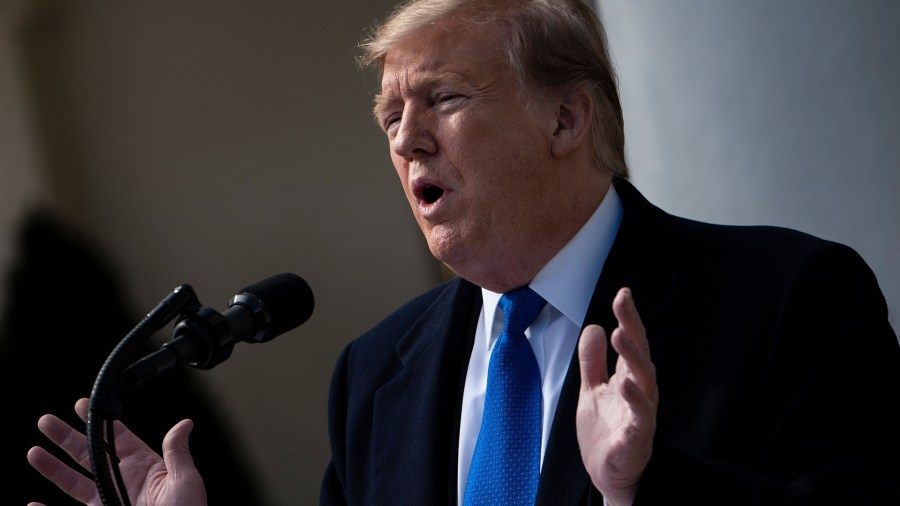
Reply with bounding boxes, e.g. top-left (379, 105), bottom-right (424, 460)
top-left (376, 20), bottom-right (573, 289)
